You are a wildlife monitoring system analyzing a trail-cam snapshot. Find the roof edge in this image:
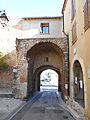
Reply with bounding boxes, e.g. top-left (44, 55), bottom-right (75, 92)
top-left (22, 16), bottom-right (62, 20)
top-left (62, 0), bottom-right (68, 14)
